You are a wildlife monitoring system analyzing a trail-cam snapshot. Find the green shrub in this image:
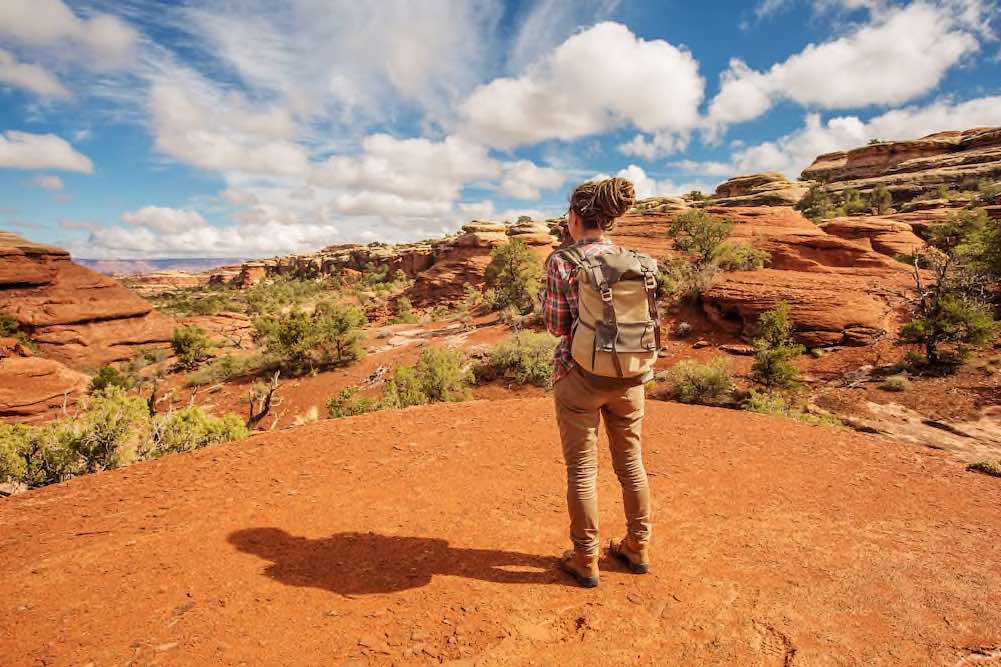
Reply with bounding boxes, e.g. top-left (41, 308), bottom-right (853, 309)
top-left (172, 325), bottom-right (214, 369)
top-left (795, 186), bottom-right (836, 222)
top-left (879, 374), bottom-right (911, 392)
top-left (391, 297), bottom-right (419, 324)
top-left (667, 210), bottom-right (733, 270)
top-left (664, 358), bottom-right (734, 405)
top-left (315, 302), bottom-right (367, 365)
top-left (148, 407), bottom-right (248, 457)
top-left (89, 365), bottom-right (136, 394)
top-left (657, 258), bottom-right (717, 302)
top-left (383, 365), bottom-right (428, 409)
top-left (840, 188), bottom-right (869, 215)
top-left (968, 459), bottom-right (1001, 477)
top-left (184, 352), bottom-right (270, 386)
top-left (325, 386), bottom-right (381, 418)
top-left (0, 390), bottom-right (248, 490)
top-left (481, 332), bottom-right (559, 387)
top-left (743, 390), bottom-right (844, 427)
top-left (872, 185), bottom-right (894, 214)
top-left (484, 239), bottom-right (544, 313)
top-left (70, 387), bottom-right (150, 473)
top-left (751, 302), bottom-right (804, 388)
top-left (713, 243), bottom-right (771, 271)
top-left (0, 311), bottom-right (36, 351)
top-left (413, 346), bottom-right (472, 403)
top-left (899, 293), bottom-right (997, 366)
